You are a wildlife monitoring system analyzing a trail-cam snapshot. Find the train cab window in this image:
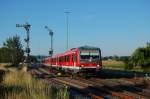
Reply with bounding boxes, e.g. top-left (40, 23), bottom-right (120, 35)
top-left (90, 52), bottom-right (100, 59)
top-left (80, 50), bottom-right (100, 62)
